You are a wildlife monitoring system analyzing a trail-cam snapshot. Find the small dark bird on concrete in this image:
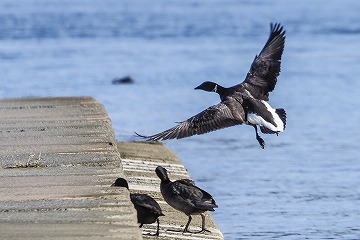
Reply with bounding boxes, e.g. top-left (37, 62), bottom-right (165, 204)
top-left (155, 166), bottom-right (218, 233)
top-left (111, 178), bottom-right (164, 236)
top-left (136, 23), bottom-right (286, 148)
